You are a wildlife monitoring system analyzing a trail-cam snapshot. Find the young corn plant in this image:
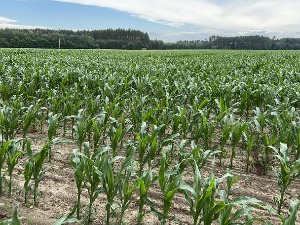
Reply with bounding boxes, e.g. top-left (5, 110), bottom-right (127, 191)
top-left (22, 105), bottom-right (38, 151)
top-left (253, 107), bottom-right (268, 134)
top-left (179, 162), bottom-right (226, 225)
top-left (47, 112), bottom-right (60, 160)
top-left (85, 117), bottom-right (94, 144)
top-left (136, 122), bottom-right (158, 176)
top-left (0, 141), bottom-right (11, 195)
top-left (156, 149), bottom-right (181, 225)
top-left (73, 109), bottom-right (87, 152)
top-left (239, 90), bottom-right (252, 121)
top-left (24, 139), bottom-right (50, 206)
top-left (190, 141), bottom-right (220, 171)
top-left (101, 151), bottom-right (118, 225)
top-left (176, 140), bottom-right (190, 174)
top-left (261, 132), bottom-right (277, 174)
top-left (71, 148), bottom-right (85, 220)
top-left (199, 113), bottom-right (215, 151)
top-left (117, 149), bottom-right (139, 224)
top-left (269, 143), bottom-right (300, 215)
top-left (37, 106), bottom-right (48, 135)
top-left (190, 111), bottom-right (202, 146)
top-left (263, 200), bottom-right (300, 225)
top-left (243, 128), bottom-right (255, 173)
top-left (281, 201), bottom-right (300, 225)
top-left (101, 146), bottom-right (136, 225)
top-left (219, 193), bottom-right (260, 225)
top-left (253, 107), bottom-right (268, 149)
top-left (24, 140), bottom-right (33, 203)
top-left (82, 142), bottom-right (104, 224)
top-left (218, 117), bottom-right (232, 166)
top-left (32, 142), bottom-right (50, 206)
top-left (137, 168), bottom-right (156, 225)
top-left (0, 206), bottom-right (23, 225)
top-left (86, 95), bottom-right (101, 119)
top-left (109, 118), bottom-right (128, 158)
top-left (215, 97), bottom-right (229, 120)
top-left (62, 100), bottom-right (76, 137)
top-left (0, 106), bottom-right (19, 142)
top-left (219, 170), bottom-right (260, 225)
top-left (91, 113), bottom-right (106, 153)
top-left (230, 121), bottom-right (247, 169)
top-left (292, 125), bottom-right (300, 159)
top-left (6, 139), bottom-right (22, 196)
top-left (172, 106), bottom-right (187, 139)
